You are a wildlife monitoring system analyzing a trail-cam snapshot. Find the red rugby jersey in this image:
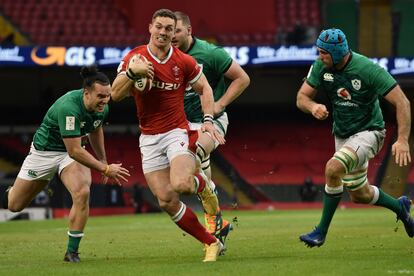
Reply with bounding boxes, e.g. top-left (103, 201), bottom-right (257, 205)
top-left (118, 45), bottom-right (202, 134)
